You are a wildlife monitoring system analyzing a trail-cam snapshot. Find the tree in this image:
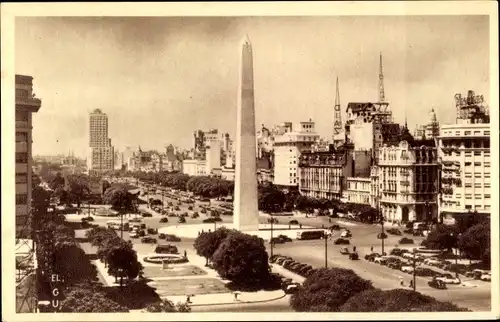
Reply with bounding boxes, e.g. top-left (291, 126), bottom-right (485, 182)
top-left (421, 224), bottom-right (457, 251)
top-left (52, 241), bottom-right (98, 285)
top-left (340, 289), bottom-right (468, 312)
top-left (49, 172), bottom-right (66, 191)
top-left (60, 286), bottom-right (129, 312)
top-left (86, 226), bottom-right (118, 247)
top-left (458, 221), bottom-right (490, 265)
top-left (103, 185), bottom-right (134, 213)
top-left (258, 184), bottom-right (285, 213)
top-left (107, 241), bottom-right (143, 281)
top-left (290, 267), bottom-right (373, 312)
top-left (193, 228), bottom-right (235, 265)
top-left (211, 232), bottom-right (270, 286)
top-left (145, 299), bottom-right (191, 312)
top-left (66, 174), bottom-right (90, 208)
